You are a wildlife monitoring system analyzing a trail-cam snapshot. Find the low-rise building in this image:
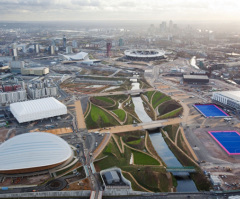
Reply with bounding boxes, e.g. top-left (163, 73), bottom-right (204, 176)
top-left (21, 67), bottom-right (49, 76)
